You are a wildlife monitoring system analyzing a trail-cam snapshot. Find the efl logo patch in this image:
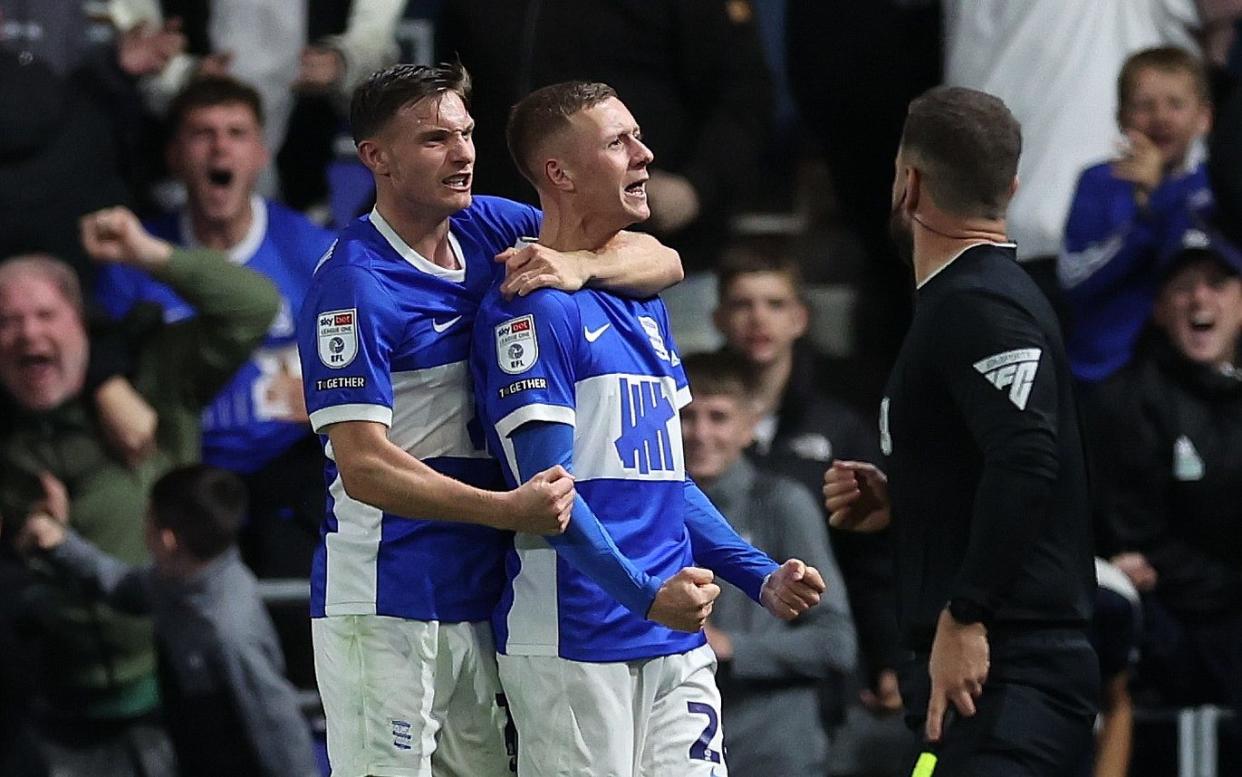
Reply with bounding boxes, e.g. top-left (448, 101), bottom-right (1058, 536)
top-left (317, 309), bottom-right (358, 369)
top-left (973, 348), bottom-right (1041, 410)
top-left (496, 314), bottom-right (538, 375)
